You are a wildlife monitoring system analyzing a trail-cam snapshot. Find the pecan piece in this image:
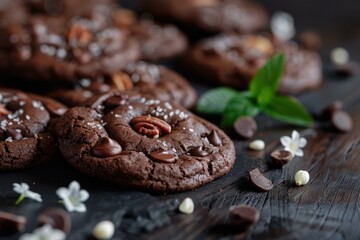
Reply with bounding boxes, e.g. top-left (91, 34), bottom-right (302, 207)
top-left (111, 72), bottom-right (134, 91)
top-left (0, 103), bottom-right (9, 116)
top-left (242, 36), bottom-right (274, 55)
top-left (67, 25), bottom-right (92, 46)
top-left (131, 116), bottom-right (171, 138)
top-left (112, 9), bottom-right (136, 28)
